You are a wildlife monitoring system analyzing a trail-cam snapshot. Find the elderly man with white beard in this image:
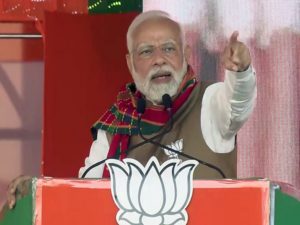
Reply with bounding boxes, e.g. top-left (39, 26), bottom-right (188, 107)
top-left (6, 10), bottom-right (256, 210)
top-left (78, 10), bottom-right (256, 179)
